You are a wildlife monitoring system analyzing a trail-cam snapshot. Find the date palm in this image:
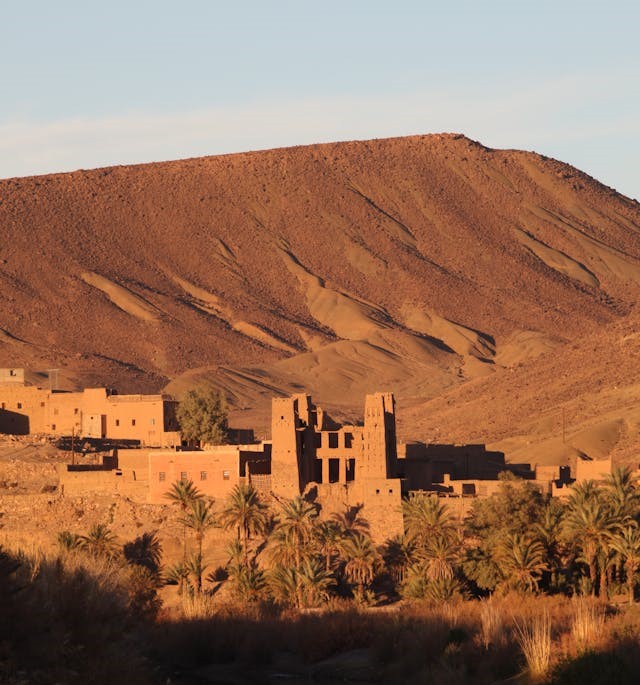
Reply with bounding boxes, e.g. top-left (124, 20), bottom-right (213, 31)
top-left (339, 533), bottom-right (380, 599)
top-left (608, 522), bottom-right (640, 605)
top-left (402, 494), bottom-right (453, 550)
top-left (564, 491), bottom-right (616, 596)
top-left (276, 496), bottom-right (318, 568)
top-left (165, 479), bottom-right (203, 591)
top-left (316, 520), bottom-right (343, 572)
top-left (297, 558), bottom-right (335, 607)
top-left (603, 466), bottom-right (640, 522)
top-left (494, 533), bottom-right (546, 593)
top-left (417, 531), bottom-right (462, 582)
top-left (382, 535), bottom-right (415, 584)
top-left (180, 498), bottom-right (216, 590)
top-left (79, 523), bottom-right (119, 560)
top-left (218, 484), bottom-right (269, 563)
